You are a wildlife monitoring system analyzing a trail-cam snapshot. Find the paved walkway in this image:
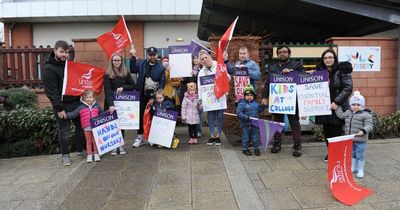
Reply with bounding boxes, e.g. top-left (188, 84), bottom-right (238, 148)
top-left (0, 127), bottom-right (399, 210)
